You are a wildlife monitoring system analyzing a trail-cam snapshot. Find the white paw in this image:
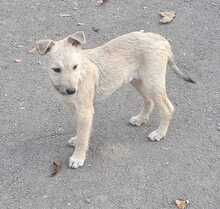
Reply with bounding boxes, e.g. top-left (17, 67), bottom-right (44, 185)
top-left (148, 130), bottom-right (165, 141)
top-left (69, 155), bottom-right (85, 169)
top-left (68, 136), bottom-right (77, 147)
top-left (129, 116), bottom-right (147, 126)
